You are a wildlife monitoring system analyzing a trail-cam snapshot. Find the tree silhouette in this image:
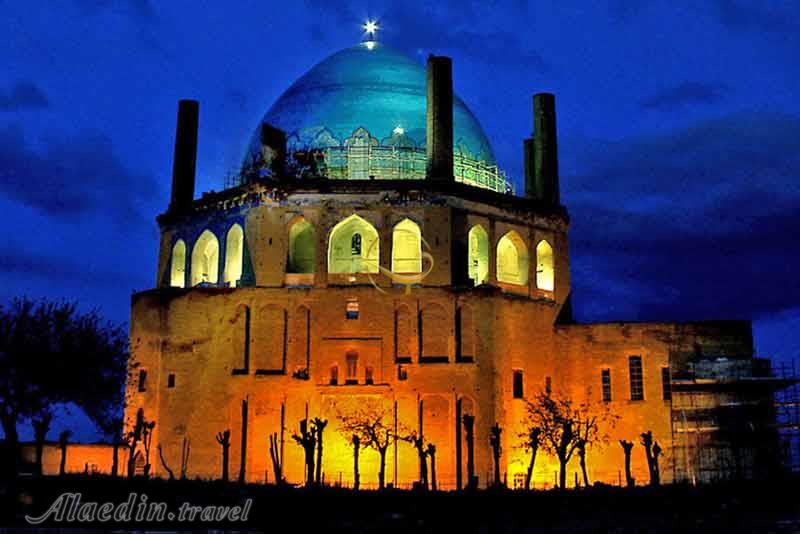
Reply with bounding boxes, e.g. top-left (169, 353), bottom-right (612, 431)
top-left (58, 429), bottom-right (71, 476)
top-left (31, 409), bottom-right (53, 476)
top-left (157, 444), bottom-right (175, 480)
top-left (238, 398), bottom-right (248, 484)
top-left (640, 431), bottom-right (662, 486)
top-left (519, 427), bottom-right (541, 490)
top-left (619, 440), bottom-right (635, 487)
top-left (526, 391), bottom-right (618, 489)
top-left (489, 423), bottom-right (503, 487)
top-left (426, 443), bottom-right (438, 491)
top-left (0, 298), bottom-right (128, 476)
top-left (312, 417), bottom-right (327, 485)
top-left (352, 434), bottom-right (361, 490)
top-left (292, 418), bottom-right (316, 487)
top-left (216, 429), bottom-right (231, 482)
top-left (338, 401), bottom-right (394, 489)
